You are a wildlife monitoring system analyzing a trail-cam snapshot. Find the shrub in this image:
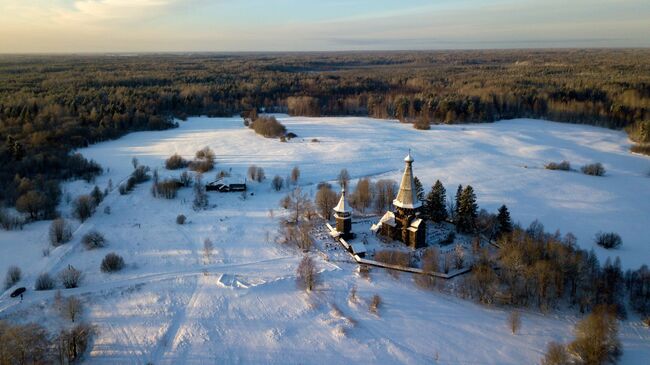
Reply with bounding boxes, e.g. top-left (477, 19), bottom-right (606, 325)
top-left (82, 230), bottom-right (106, 249)
top-left (541, 341), bottom-right (569, 365)
top-left (73, 195), bottom-right (96, 222)
top-left (290, 166), bottom-right (300, 185)
top-left (373, 250), bottom-right (410, 266)
top-left (101, 253), bottom-right (125, 273)
top-left (179, 171), bottom-right (192, 187)
top-left (176, 214), bottom-right (186, 225)
top-left (630, 144), bottom-right (650, 156)
top-left (250, 116), bottom-right (286, 138)
top-left (188, 159), bottom-right (214, 173)
top-left (414, 118), bottom-right (431, 130)
top-left (581, 162), bottom-right (606, 176)
top-left (59, 265), bottom-right (83, 289)
top-left (247, 165), bottom-right (265, 182)
top-left (595, 232), bottom-right (622, 249)
top-left (568, 306), bottom-right (621, 365)
top-left (35, 273), bottom-right (55, 290)
top-left (4, 266), bottom-right (21, 289)
top-left (189, 147), bottom-right (215, 173)
top-left (0, 209), bottom-right (25, 230)
top-left (49, 218), bottom-right (73, 246)
top-left (165, 153), bottom-right (188, 170)
top-left (544, 161), bottom-right (571, 171)
top-left (369, 294), bottom-right (382, 315)
top-left (131, 165), bottom-right (151, 183)
top-left (271, 175), bottom-right (284, 191)
top-left (15, 190), bottom-right (47, 220)
top-left (156, 179), bottom-right (181, 199)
